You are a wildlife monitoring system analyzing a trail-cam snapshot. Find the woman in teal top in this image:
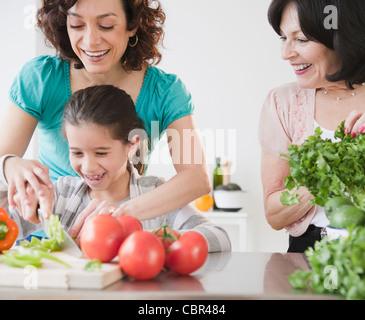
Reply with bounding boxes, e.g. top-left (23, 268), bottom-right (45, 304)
top-left (9, 55), bottom-right (194, 181)
top-left (0, 0), bottom-right (210, 227)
